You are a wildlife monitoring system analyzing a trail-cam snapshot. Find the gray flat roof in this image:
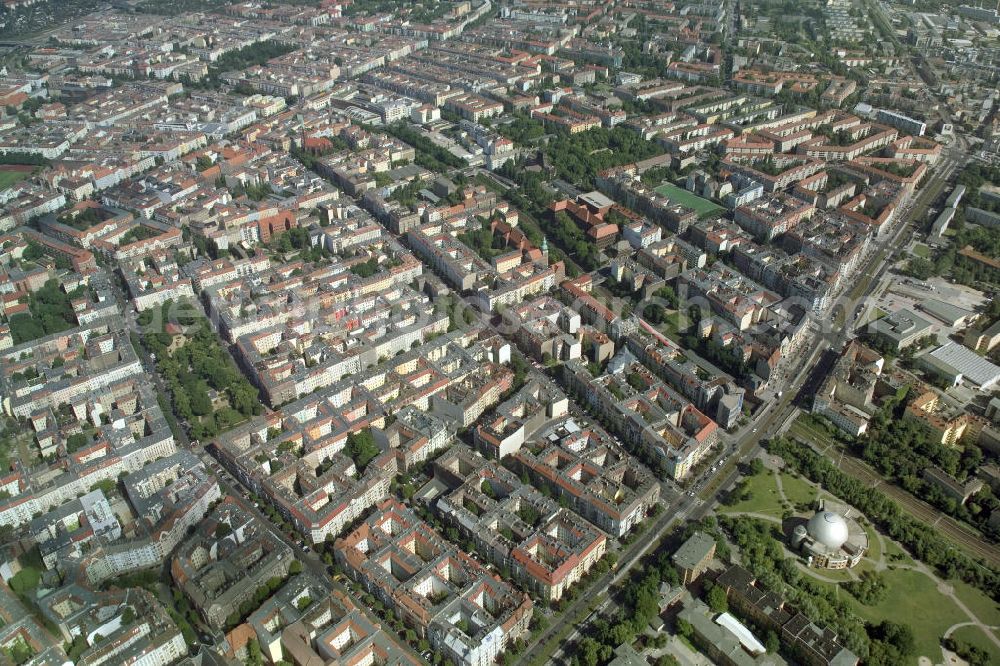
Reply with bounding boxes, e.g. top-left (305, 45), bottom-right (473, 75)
top-left (929, 342), bottom-right (1000, 388)
top-left (930, 207), bottom-right (955, 236)
top-left (580, 190), bottom-right (614, 209)
top-left (672, 531), bottom-right (717, 569)
top-left (608, 643), bottom-right (648, 666)
top-left (919, 298), bottom-right (973, 326)
top-left (869, 308), bottom-right (934, 341)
